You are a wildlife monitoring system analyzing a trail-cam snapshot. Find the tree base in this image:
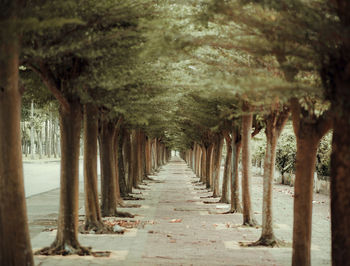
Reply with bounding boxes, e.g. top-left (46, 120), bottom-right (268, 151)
top-left (80, 221), bottom-right (114, 234)
top-left (116, 210), bottom-right (134, 218)
top-left (34, 242), bottom-right (91, 256)
top-left (203, 201), bottom-right (220, 204)
top-left (123, 195), bottom-right (144, 201)
top-left (118, 203), bottom-right (141, 208)
top-left (218, 197), bottom-right (230, 204)
top-left (242, 218), bottom-right (258, 227)
top-left (240, 236), bottom-right (285, 248)
top-left (222, 208), bottom-right (242, 214)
